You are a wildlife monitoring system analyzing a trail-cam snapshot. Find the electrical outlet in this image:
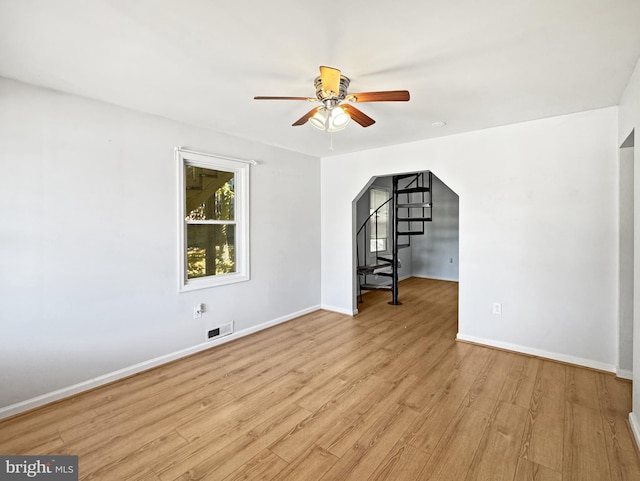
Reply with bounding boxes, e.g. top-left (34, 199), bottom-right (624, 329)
top-left (492, 303), bottom-right (502, 315)
top-left (194, 303), bottom-right (204, 319)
